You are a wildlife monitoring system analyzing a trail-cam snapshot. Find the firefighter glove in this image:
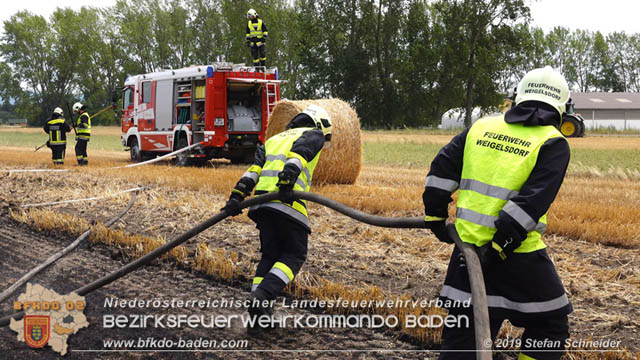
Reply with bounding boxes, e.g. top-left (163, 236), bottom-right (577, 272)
top-left (277, 170), bottom-right (296, 205)
top-left (476, 226), bottom-right (524, 271)
top-left (222, 193), bottom-right (244, 216)
top-left (491, 228), bottom-right (522, 258)
top-left (425, 218), bottom-right (453, 244)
